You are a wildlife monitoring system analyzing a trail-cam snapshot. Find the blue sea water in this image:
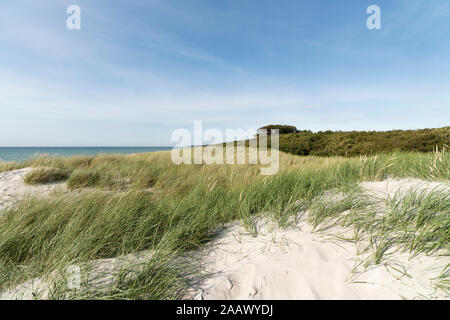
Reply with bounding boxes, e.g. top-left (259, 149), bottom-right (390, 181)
top-left (0, 147), bottom-right (172, 162)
